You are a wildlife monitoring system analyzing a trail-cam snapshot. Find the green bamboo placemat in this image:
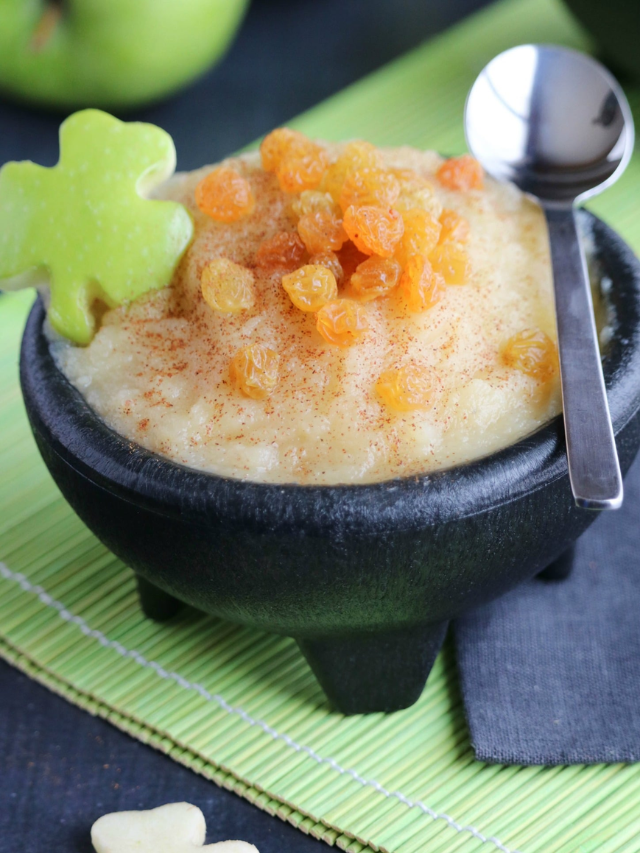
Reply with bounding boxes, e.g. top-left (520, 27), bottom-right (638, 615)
top-left (2, 0), bottom-right (640, 851)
